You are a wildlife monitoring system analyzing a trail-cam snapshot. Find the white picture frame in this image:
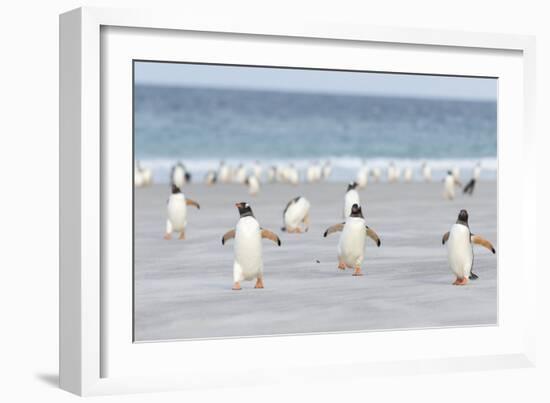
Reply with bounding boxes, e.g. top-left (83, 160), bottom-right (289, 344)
top-left (59, 6), bottom-right (537, 396)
